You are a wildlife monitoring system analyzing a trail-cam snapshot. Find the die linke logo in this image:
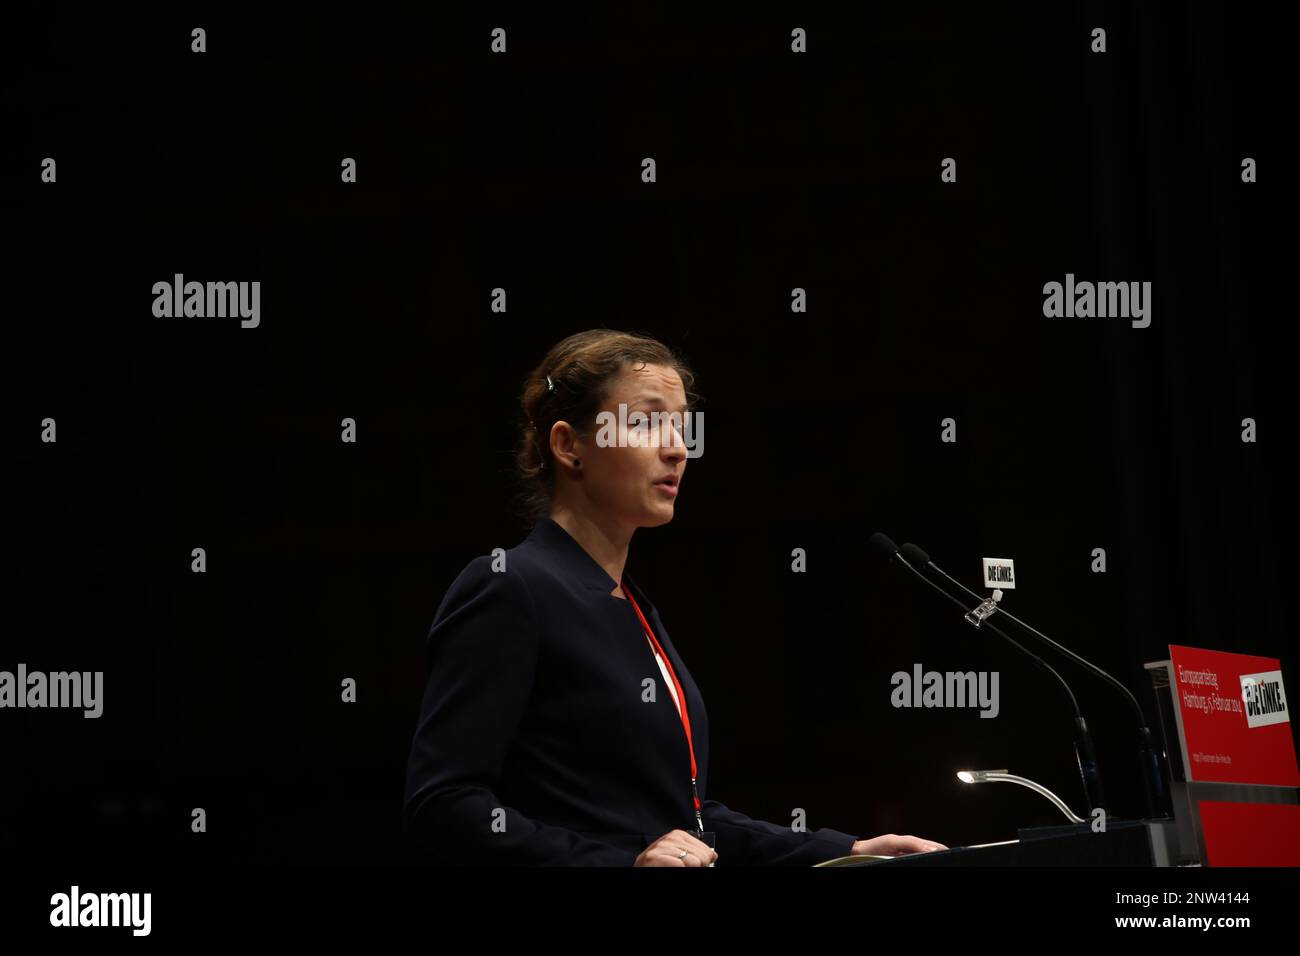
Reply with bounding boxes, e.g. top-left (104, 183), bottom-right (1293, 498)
top-left (981, 557), bottom-right (1015, 589)
top-left (1240, 670), bottom-right (1289, 729)
top-left (152, 274), bottom-right (260, 328)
